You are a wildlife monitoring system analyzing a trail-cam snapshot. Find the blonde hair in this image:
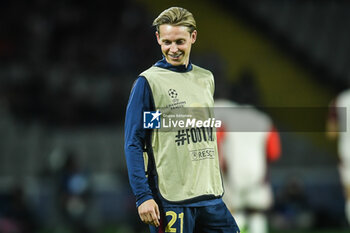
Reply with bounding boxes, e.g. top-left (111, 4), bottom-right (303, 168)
top-left (152, 7), bottom-right (197, 34)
